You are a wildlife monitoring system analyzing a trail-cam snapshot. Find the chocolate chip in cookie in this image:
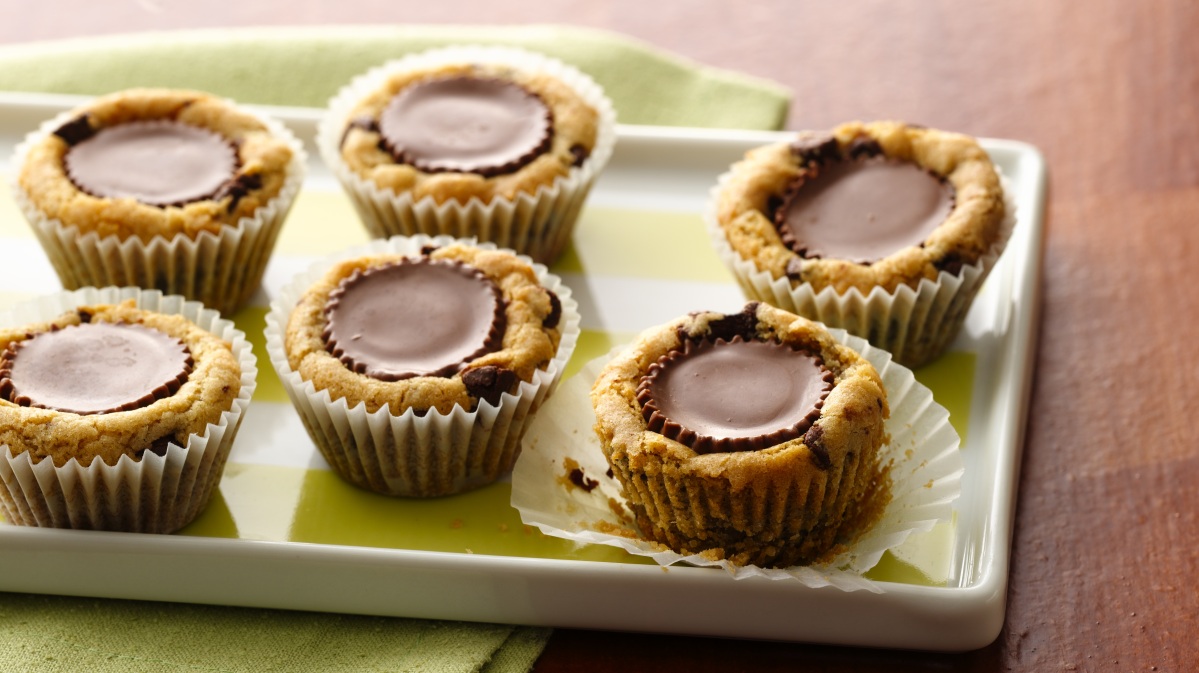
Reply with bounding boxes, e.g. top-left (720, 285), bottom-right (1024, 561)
top-left (462, 365), bottom-right (518, 406)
